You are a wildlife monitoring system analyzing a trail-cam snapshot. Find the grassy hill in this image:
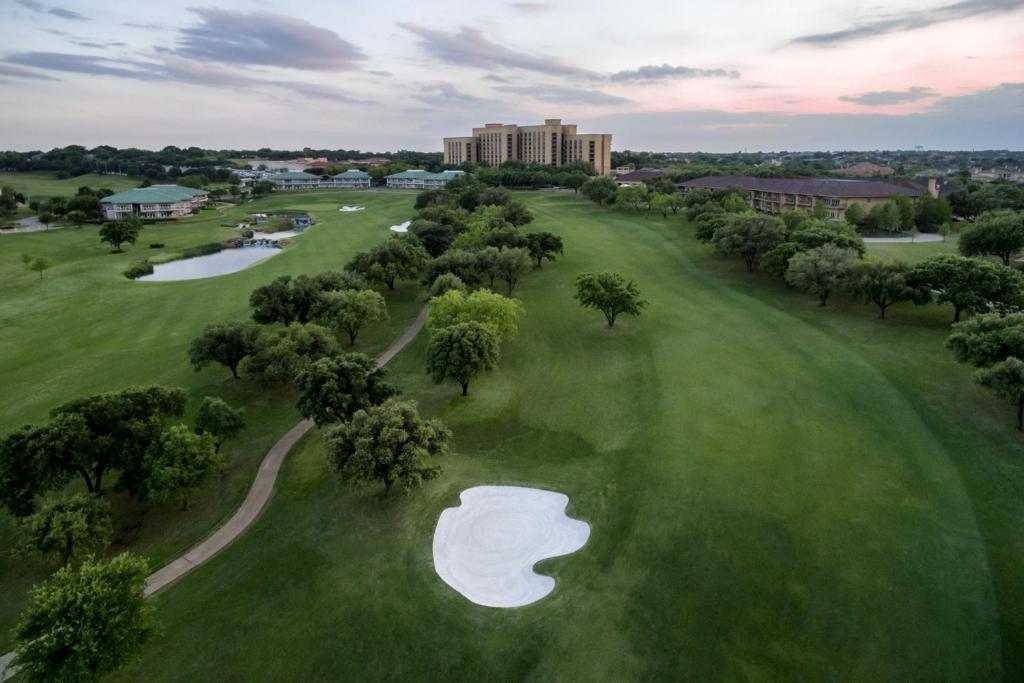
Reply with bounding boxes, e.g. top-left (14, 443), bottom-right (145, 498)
top-left (0, 172), bottom-right (144, 198)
